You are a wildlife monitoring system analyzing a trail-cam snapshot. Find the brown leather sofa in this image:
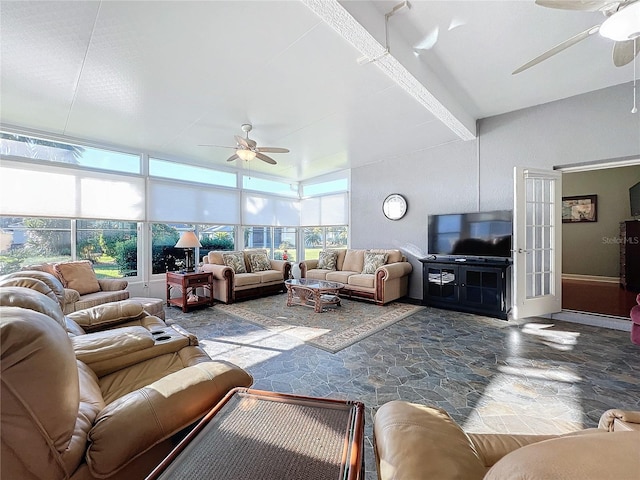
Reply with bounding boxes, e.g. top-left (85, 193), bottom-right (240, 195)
top-left (374, 401), bottom-right (640, 480)
top-left (0, 283), bottom-right (253, 479)
top-left (299, 249), bottom-right (413, 305)
top-left (200, 249), bottom-right (291, 303)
